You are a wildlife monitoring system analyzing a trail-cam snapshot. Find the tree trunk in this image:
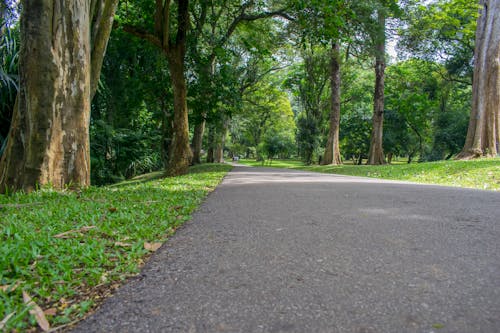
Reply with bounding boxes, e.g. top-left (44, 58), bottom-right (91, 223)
top-left (322, 42), bottom-right (342, 165)
top-left (191, 118), bottom-right (205, 164)
top-left (206, 123), bottom-right (215, 163)
top-left (123, 0), bottom-right (191, 175)
top-left (367, 11), bottom-right (387, 165)
top-left (215, 119), bottom-right (228, 163)
top-left (0, 0), bottom-right (118, 193)
top-left (457, 0), bottom-right (500, 159)
top-left (161, 107), bottom-right (173, 169)
top-left (7, 0), bottom-right (92, 191)
top-left (387, 152), bottom-right (393, 164)
top-left (166, 46), bottom-right (192, 175)
top-left (90, 0), bottom-right (120, 99)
